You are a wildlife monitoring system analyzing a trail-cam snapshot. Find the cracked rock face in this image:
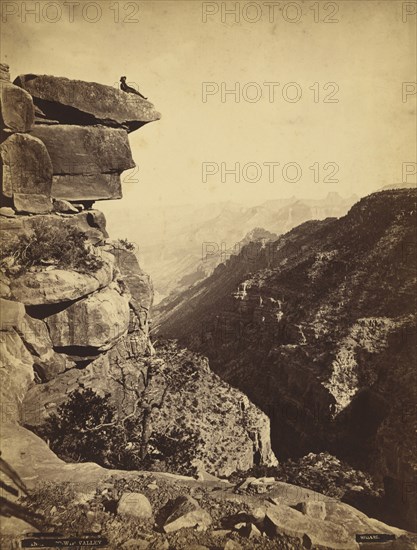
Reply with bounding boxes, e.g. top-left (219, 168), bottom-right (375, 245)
top-left (31, 125), bottom-right (135, 175)
top-left (14, 74), bottom-right (161, 132)
top-left (0, 80), bottom-right (35, 133)
top-left (10, 255), bottom-right (114, 305)
top-left (0, 329), bottom-right (34, 422)
top-left (17, 315), bottom-right (75, 382)
top-left (105, 242), bottom-right (154, 337)
top-left (31, 125), bottom-right (135, 201)
top-left (0, 132), bottom-right (52, 195)
top-left (46, 283), bottom-right (130, 351)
